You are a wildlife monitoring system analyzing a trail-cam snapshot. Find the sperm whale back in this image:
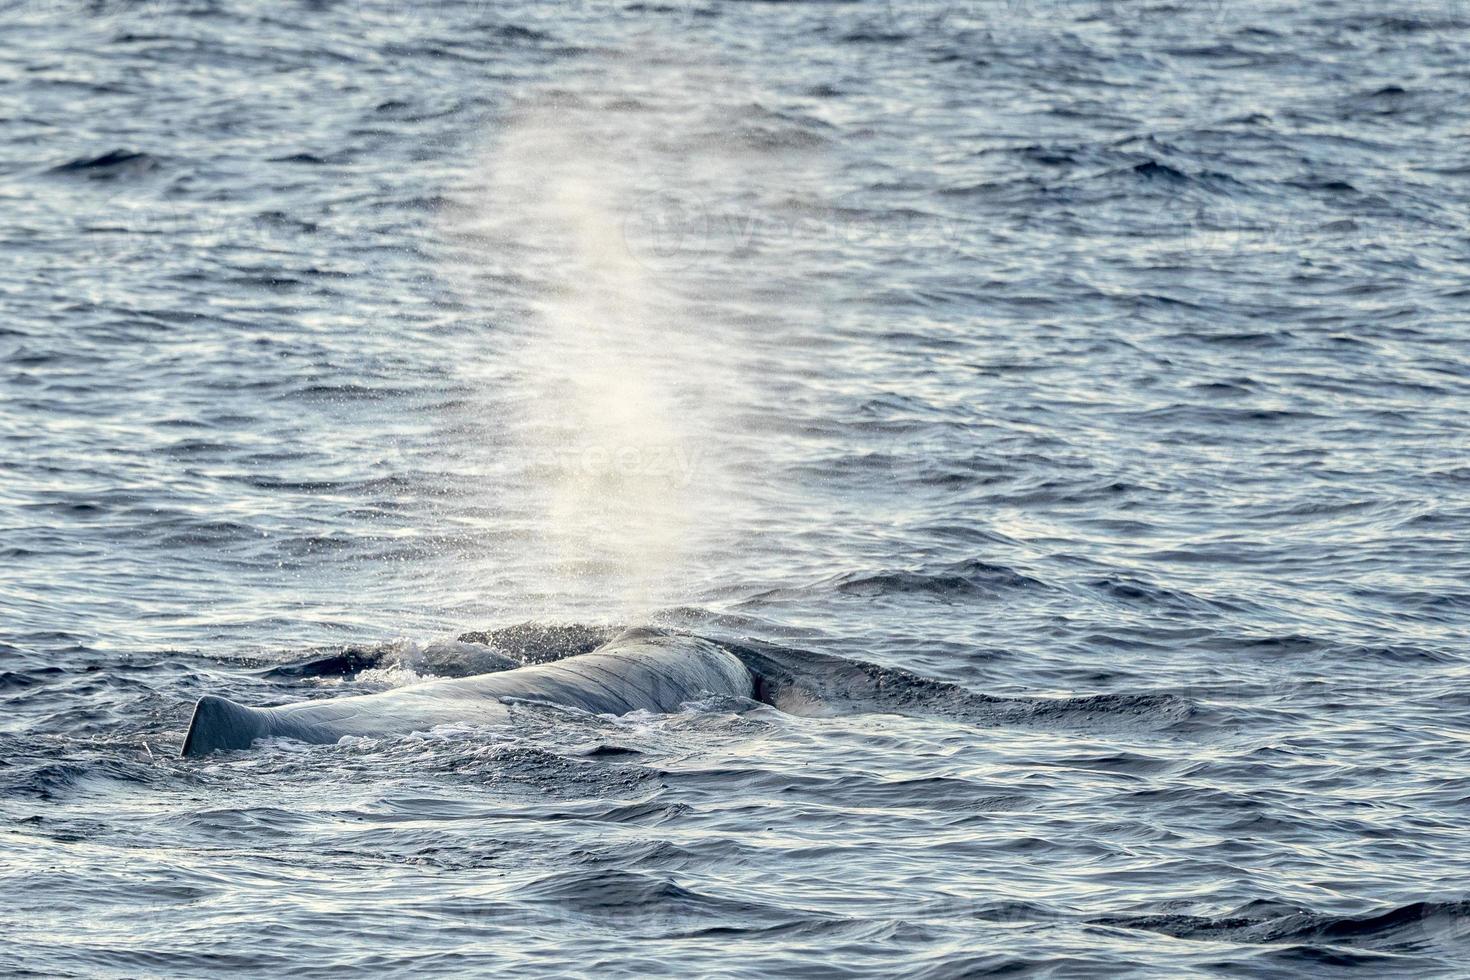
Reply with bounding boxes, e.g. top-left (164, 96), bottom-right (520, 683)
top-left (182, 631), bottom-right (753, 756)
